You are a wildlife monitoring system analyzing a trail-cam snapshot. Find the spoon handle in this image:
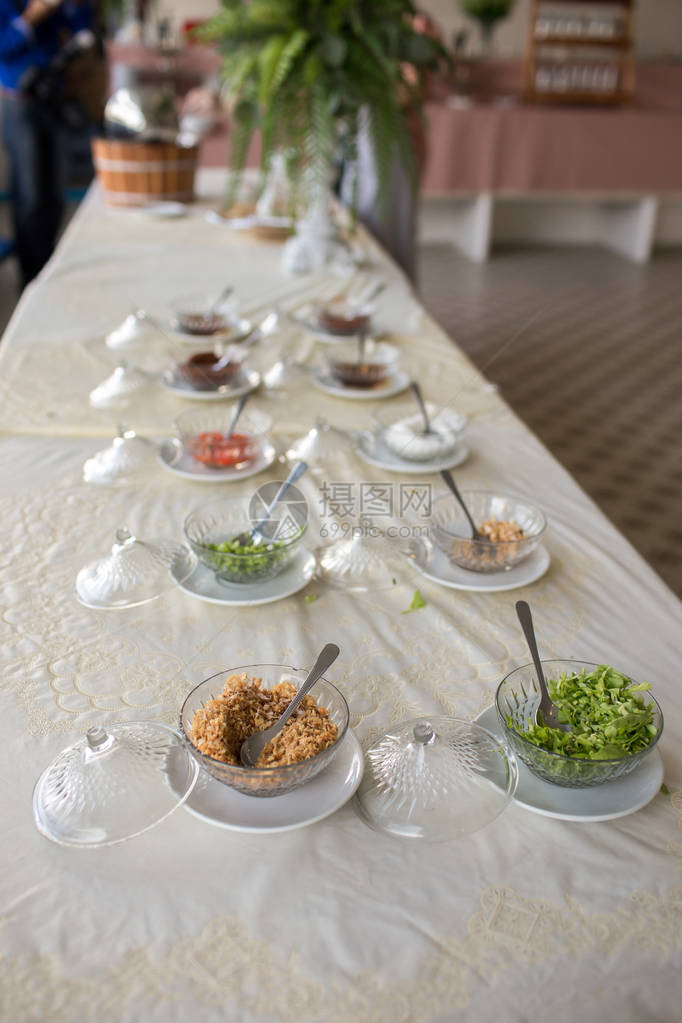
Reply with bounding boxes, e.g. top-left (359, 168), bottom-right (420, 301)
top-left (252, 460), bottom-right (308, 534)
top-left (354, 279), bottom-right (386, 307)
top-left (226, 392), bottom-right (251, 439)
top-left (410, 381), bottom-right (432, 434)
top-left (515, 600), bottom-right (555, 725)
top-left (211, 284), bottom-right (234, 314)
top-left (269, 644), bottom-right (340, 734)
top-left (439, 469), bottom-right (481, 541)
top-left (240, 644), bottom-right (341, 765)
top-left (357, 329), bottom-right (367, 366)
